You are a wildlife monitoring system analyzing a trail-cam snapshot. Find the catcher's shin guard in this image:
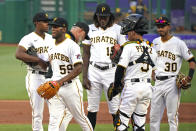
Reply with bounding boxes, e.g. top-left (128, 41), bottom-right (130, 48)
top-left (114, 110), bottom-right (129, 131)
top-left (131, 112), bottom-right (146, 131)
